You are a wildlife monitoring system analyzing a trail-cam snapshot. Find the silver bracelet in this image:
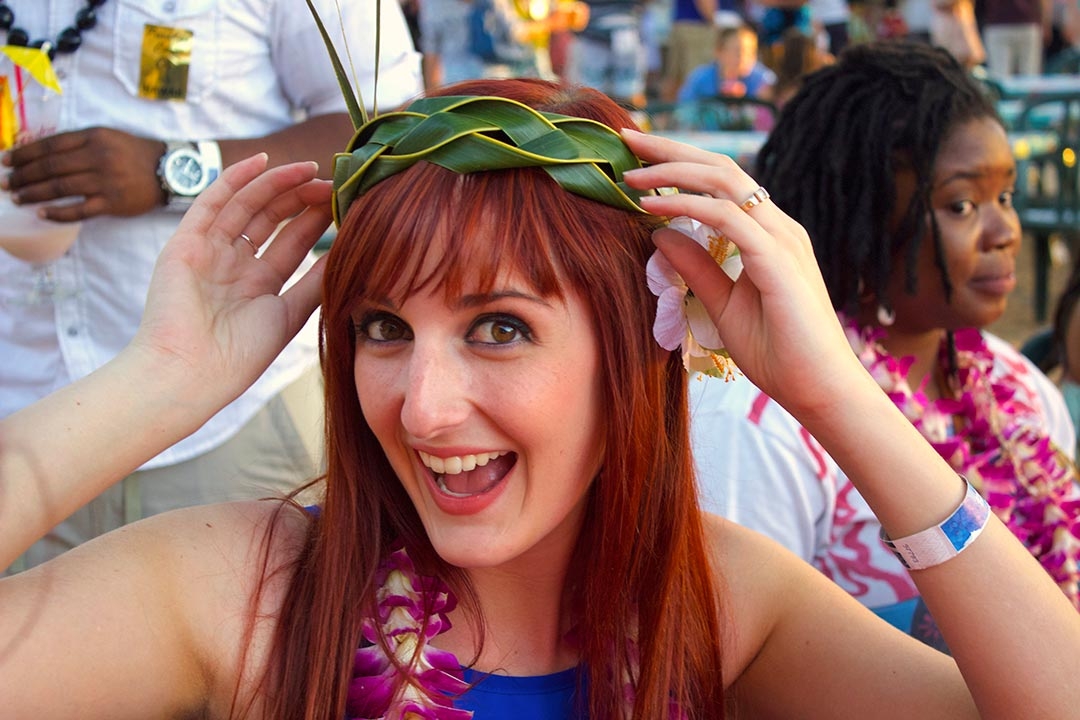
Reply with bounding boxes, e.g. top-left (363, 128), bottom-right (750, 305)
top-left (880, 476), bottom-right (991, 571)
